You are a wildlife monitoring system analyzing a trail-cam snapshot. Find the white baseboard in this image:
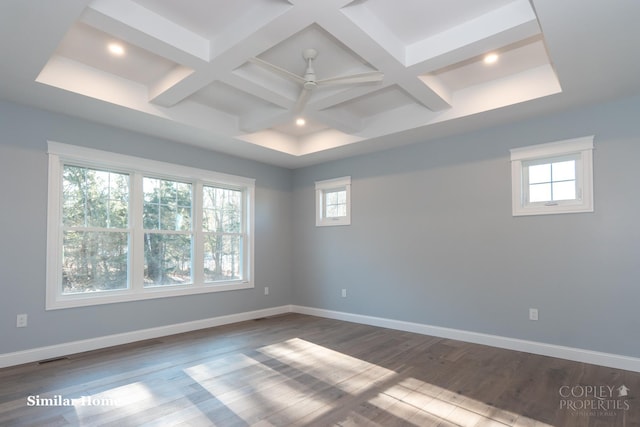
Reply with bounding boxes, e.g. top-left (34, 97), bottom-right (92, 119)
top-left (291, 305), bottom-right (640, 373)
top-left (0, 305), bottom-right (291, 369)
top-left (3, 304), bottom-right (638, 373)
